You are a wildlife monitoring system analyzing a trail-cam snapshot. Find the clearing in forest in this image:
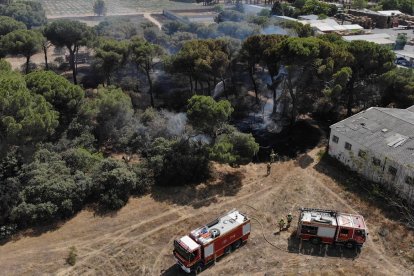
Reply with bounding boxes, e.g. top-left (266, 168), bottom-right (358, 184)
top-left (0, 148), bottom-right (412, 275)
